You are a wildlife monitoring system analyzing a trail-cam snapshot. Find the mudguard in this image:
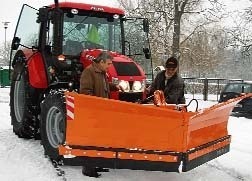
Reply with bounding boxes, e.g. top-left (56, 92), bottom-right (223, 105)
top-left (59, 93), bottom-right (252, 172)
